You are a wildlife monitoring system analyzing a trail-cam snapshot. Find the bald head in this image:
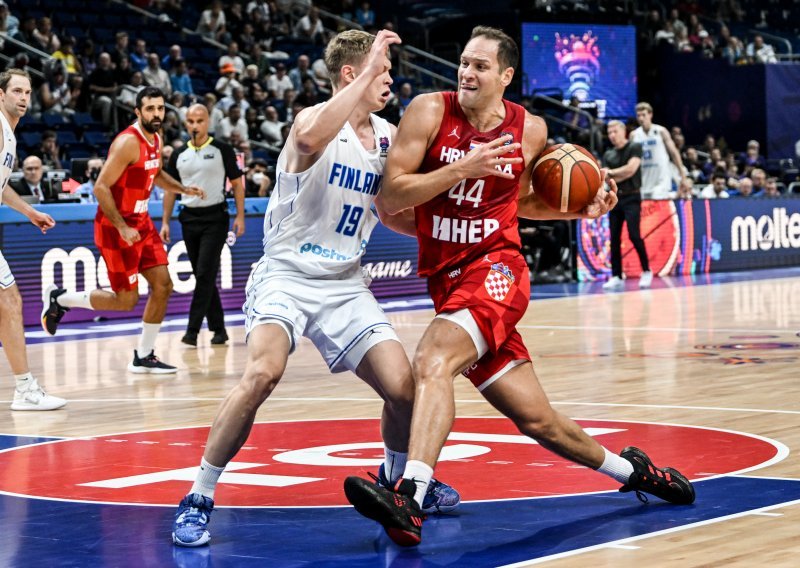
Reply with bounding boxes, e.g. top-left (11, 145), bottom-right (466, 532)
top-left (22, 156), bottom-right (43, 184)
top-left (185, 103), bottom-right (210, 143)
